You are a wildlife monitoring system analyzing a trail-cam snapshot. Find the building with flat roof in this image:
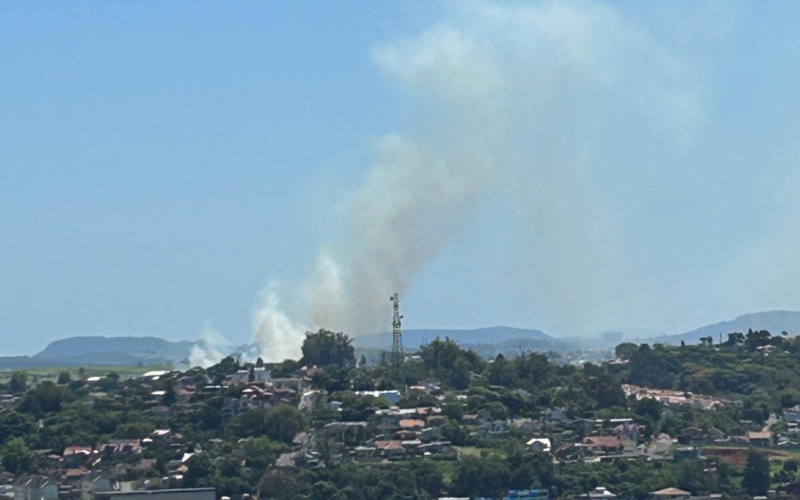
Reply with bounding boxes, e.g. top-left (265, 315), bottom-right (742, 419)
top-left (94, 488), bottom-right (216, 500)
